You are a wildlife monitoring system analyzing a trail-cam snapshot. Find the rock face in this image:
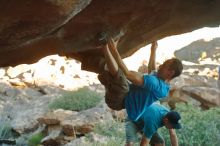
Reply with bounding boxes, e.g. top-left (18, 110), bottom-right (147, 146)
top-left (167, 72), bottom-right (220, 109)
top-left (1, 0), bottom-right (220, 71)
